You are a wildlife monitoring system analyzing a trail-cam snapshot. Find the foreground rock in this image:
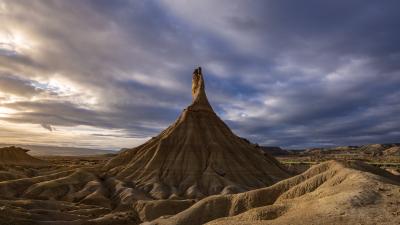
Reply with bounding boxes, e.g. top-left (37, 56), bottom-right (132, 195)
top-left (104, 68), bottom-right (289, 199)
top-left (150, 160), bottom-right (400, 225)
